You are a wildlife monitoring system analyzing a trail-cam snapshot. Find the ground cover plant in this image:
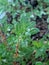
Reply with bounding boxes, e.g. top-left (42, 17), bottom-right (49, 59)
top-left (0, 0), bottom-right (49, 65)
